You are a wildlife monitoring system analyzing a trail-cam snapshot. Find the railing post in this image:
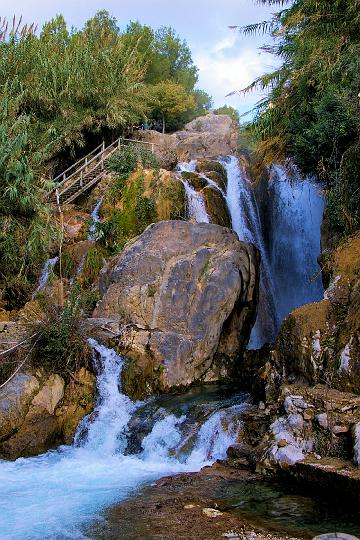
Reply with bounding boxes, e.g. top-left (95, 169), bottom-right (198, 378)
top-left (118, 138), bottom-right (121, 149)
top-left (102, 140), bottom-right (105, 153)
top-left (63, 173), bottom-right (66, 183)
top-left (151, 143), bottom-right (155, 154)
top-left (85, 156), bottom-right (88, 172)
top-left (80, 170), bottom-right (83, 188)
